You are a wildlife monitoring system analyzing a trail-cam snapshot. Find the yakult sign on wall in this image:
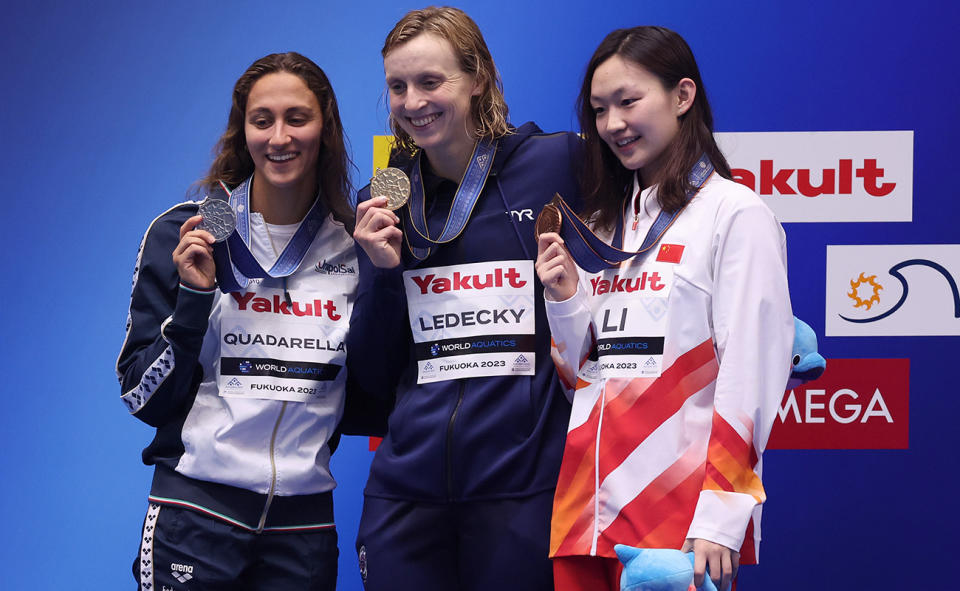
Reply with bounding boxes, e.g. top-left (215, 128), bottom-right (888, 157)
top-left (715, 131), bottom-right (913, 222)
